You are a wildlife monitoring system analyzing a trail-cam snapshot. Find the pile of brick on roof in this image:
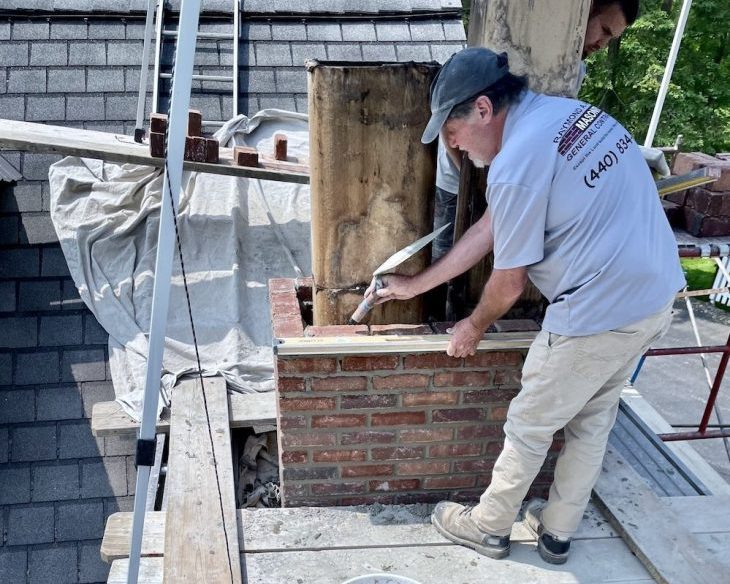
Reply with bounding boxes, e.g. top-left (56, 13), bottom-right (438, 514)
top-left (664, 153), bottom-right (730, 237)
